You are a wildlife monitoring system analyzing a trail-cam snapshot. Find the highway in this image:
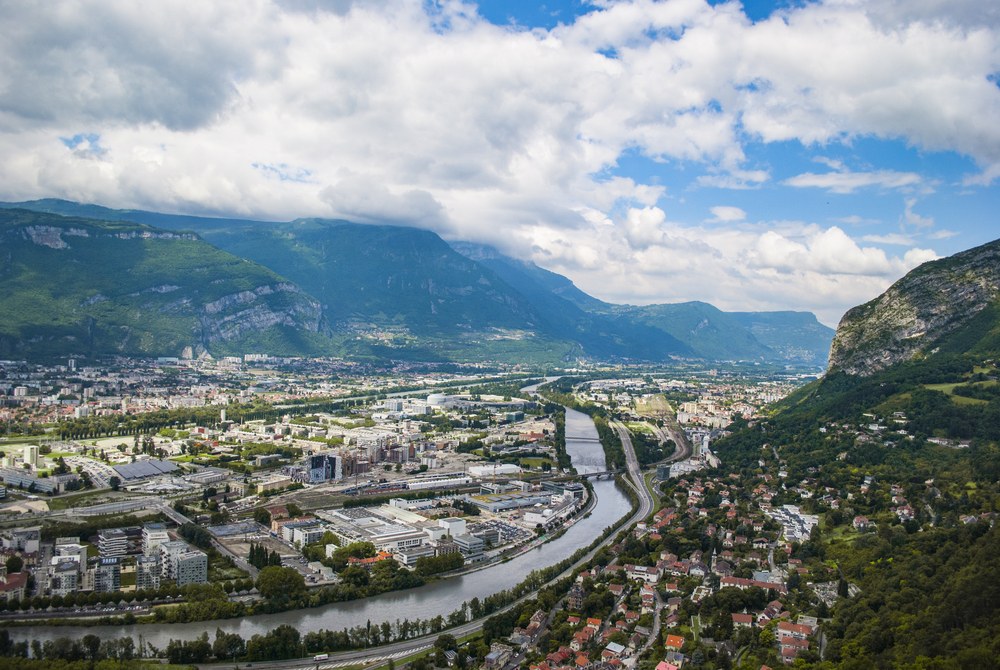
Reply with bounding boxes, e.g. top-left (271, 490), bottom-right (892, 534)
top-left (611, 421), bottom-right (654, 522)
